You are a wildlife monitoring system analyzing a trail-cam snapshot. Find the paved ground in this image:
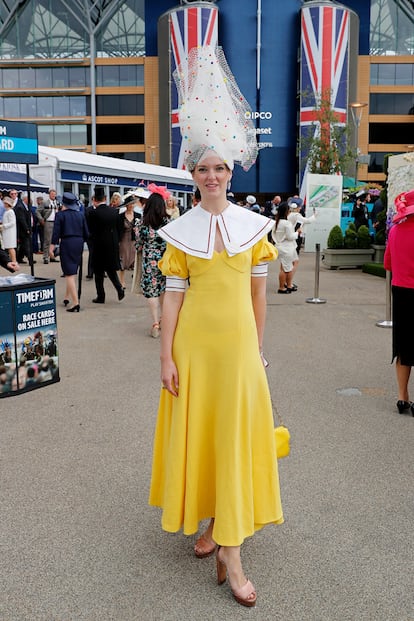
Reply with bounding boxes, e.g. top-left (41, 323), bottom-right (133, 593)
top-left (1, 251), bottom-right (413, 621)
